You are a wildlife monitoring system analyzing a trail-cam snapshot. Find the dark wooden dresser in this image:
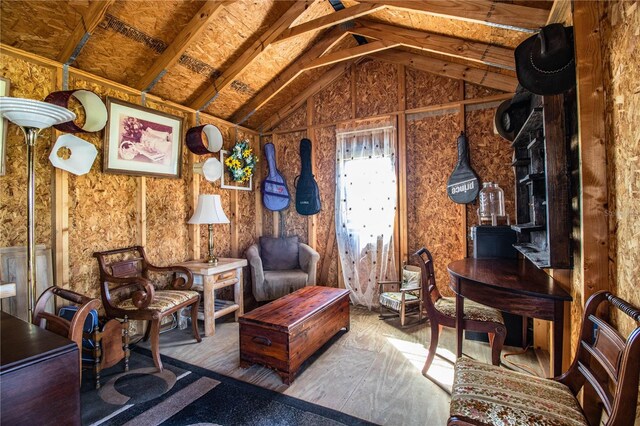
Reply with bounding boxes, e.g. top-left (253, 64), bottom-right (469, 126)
top-left (0, 311), bottom-right (80, 426)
